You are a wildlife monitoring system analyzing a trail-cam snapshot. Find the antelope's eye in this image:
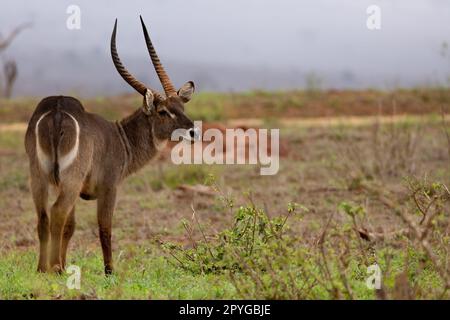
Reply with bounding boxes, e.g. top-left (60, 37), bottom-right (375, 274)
top-left (158, 107), bottom-right (176, 119)
top-left (158, 109), bottom-right (168, 116)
